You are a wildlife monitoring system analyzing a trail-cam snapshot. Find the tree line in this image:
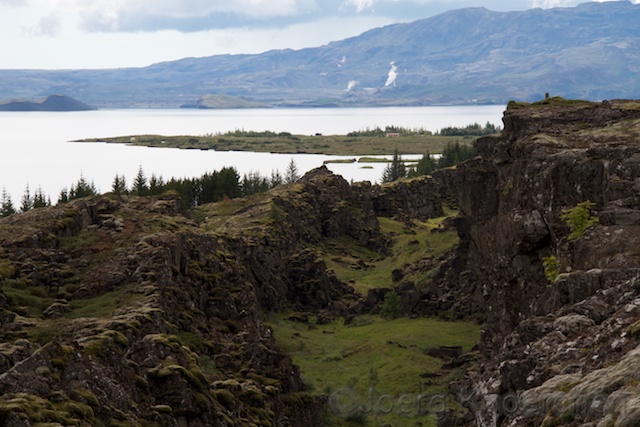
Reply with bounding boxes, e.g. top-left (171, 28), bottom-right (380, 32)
top-left (1, 159), bottom-right (301, 218)
top-left (435, 121), bottom-right (500, 137)
top-left (382, 140), bottom-right (477, 183)
top-left (347, 122), bottom-right (501, 138)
